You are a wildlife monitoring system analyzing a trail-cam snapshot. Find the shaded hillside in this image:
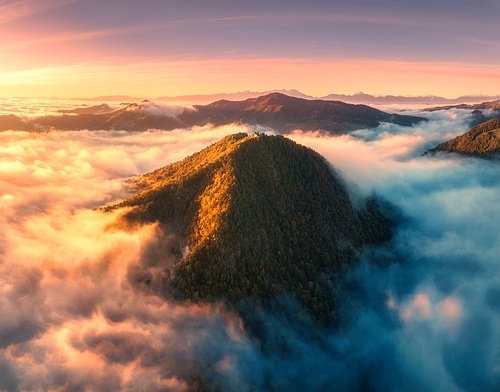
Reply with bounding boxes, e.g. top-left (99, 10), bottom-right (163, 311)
top-left (4, 93), bottom-right (425, 135)
top-left (0, 115), bottom-right (31, 132)
top-left (426, 118), bottom-right (500, 158)
top-left (33, 100), bottom-right (185, 132)
top-left (178, 93), bottom-right (425, 134)
top-left (109, 133), bottom-right (396, 325)
top-left (425, 100), bottom-right (500, 112)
